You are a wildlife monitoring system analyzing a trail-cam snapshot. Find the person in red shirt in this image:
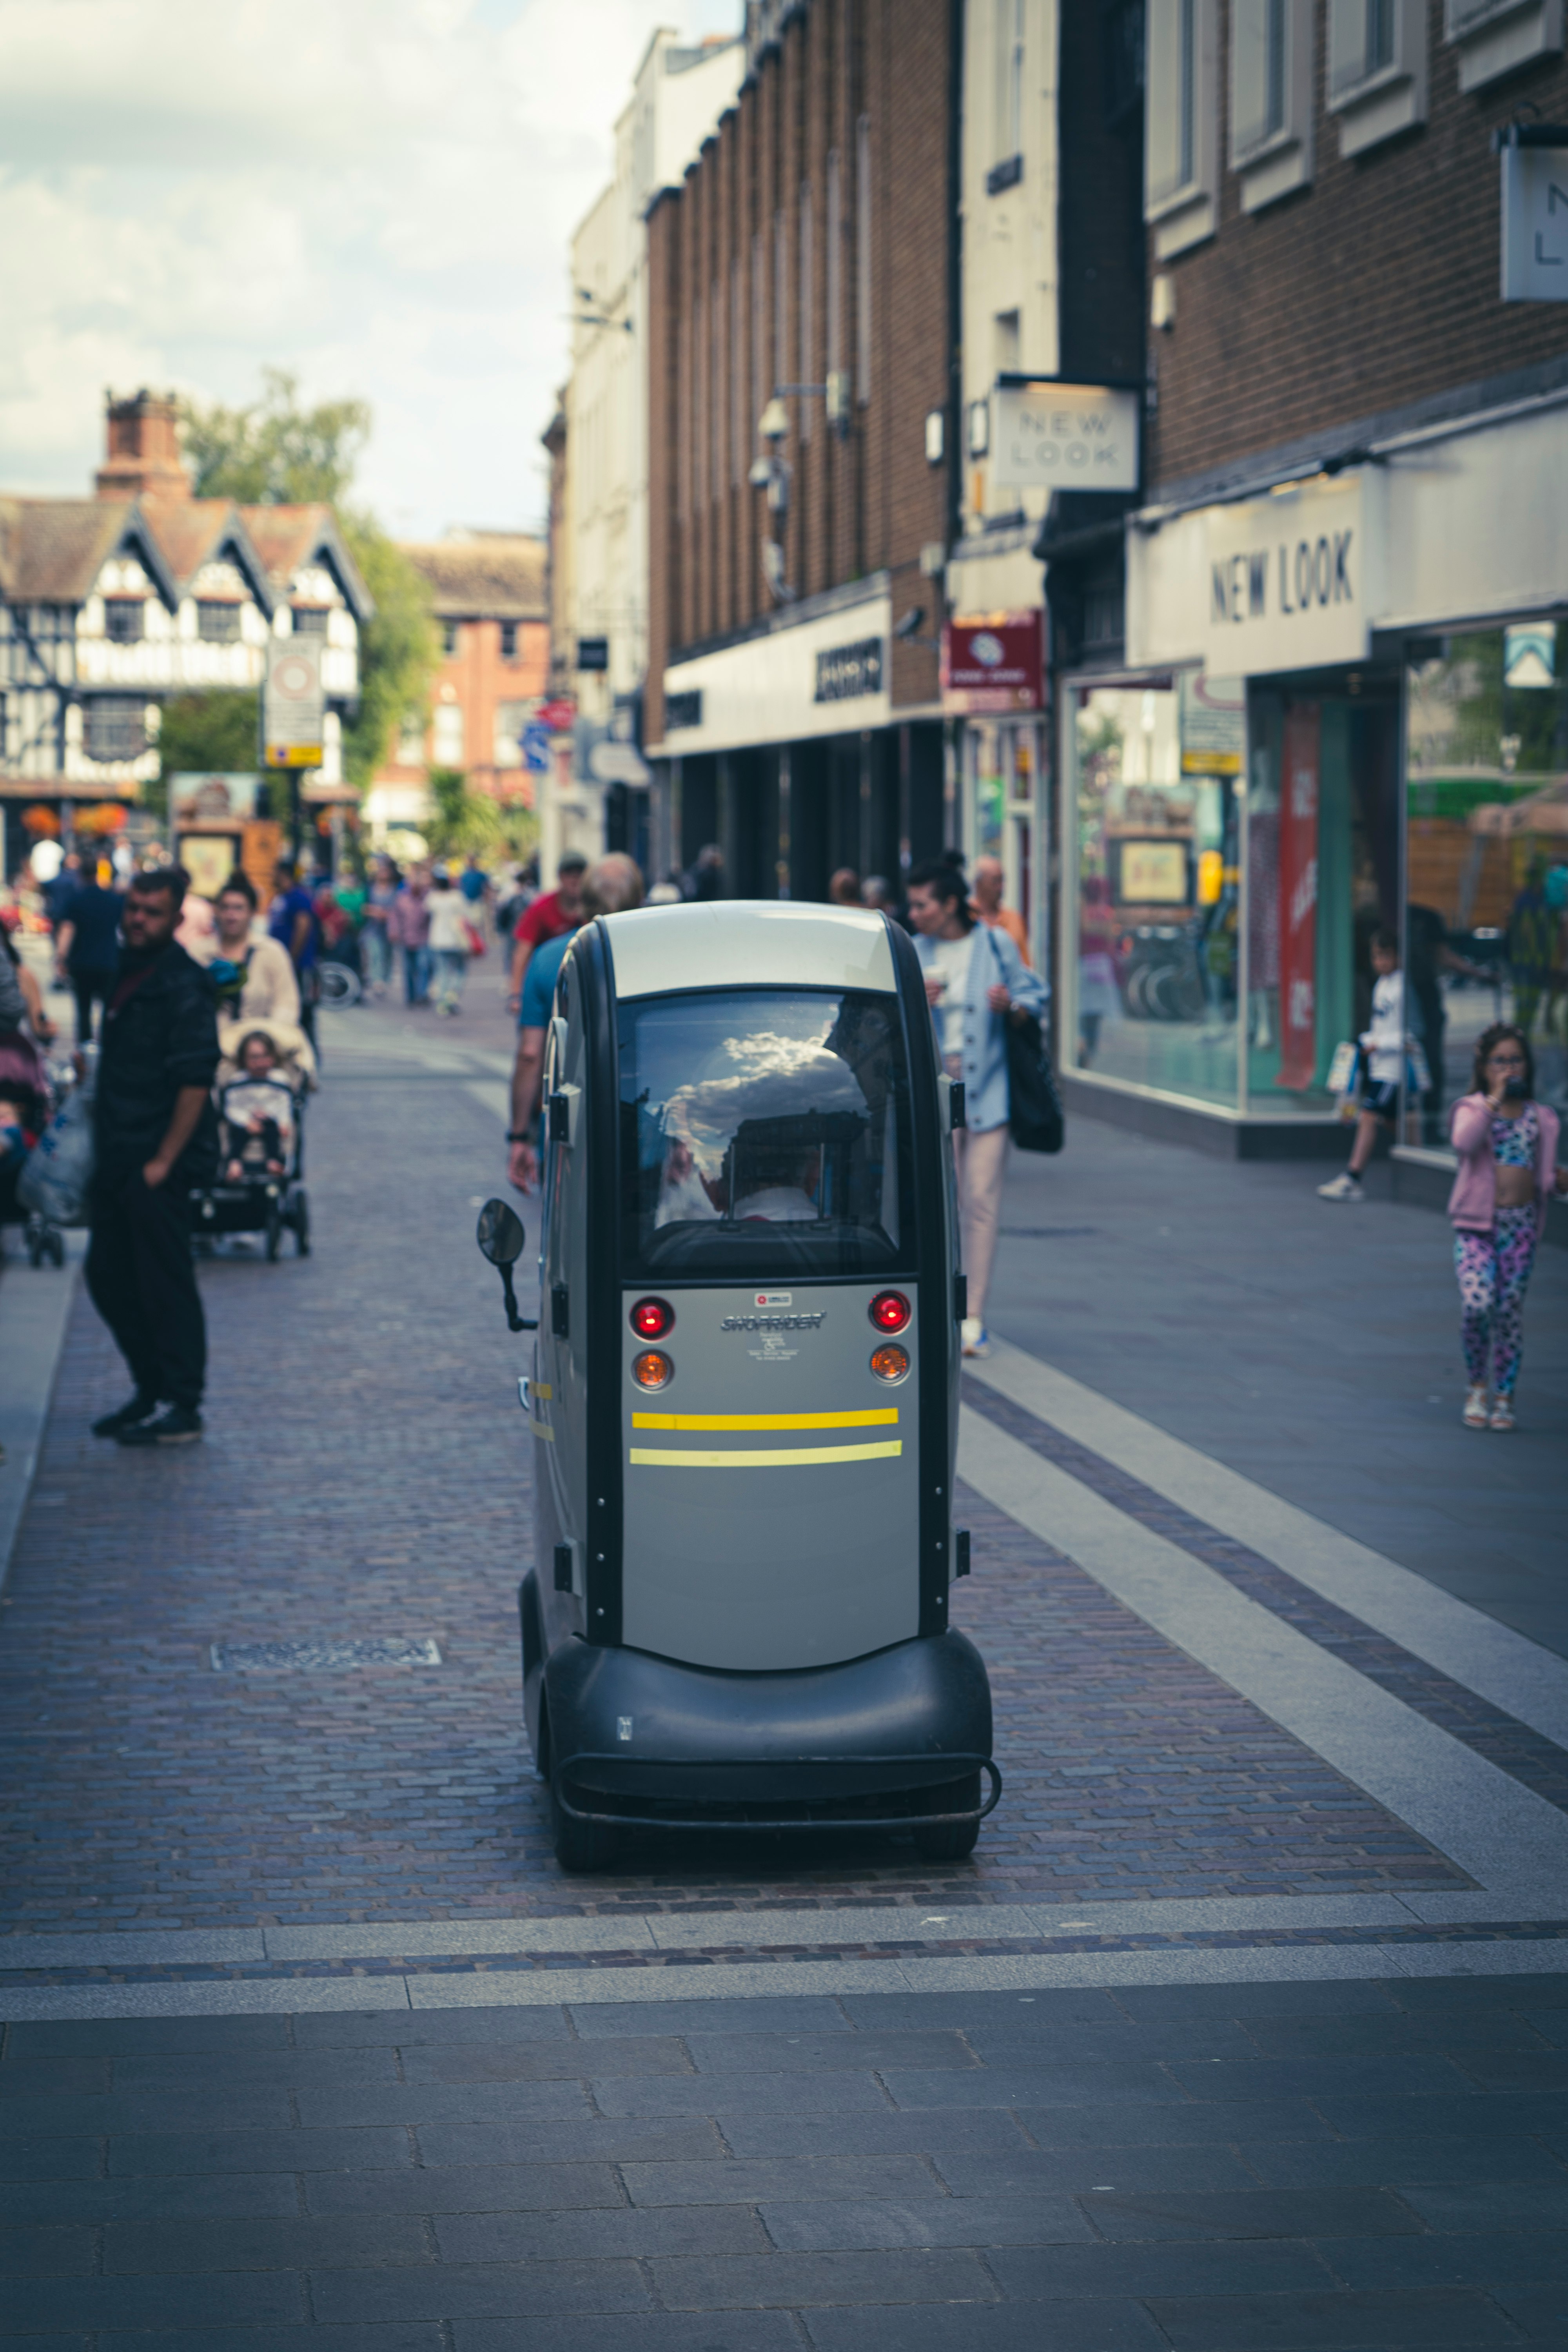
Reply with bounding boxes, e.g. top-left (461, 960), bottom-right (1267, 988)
top-left (507, 852), bottom-right (586, 1013)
